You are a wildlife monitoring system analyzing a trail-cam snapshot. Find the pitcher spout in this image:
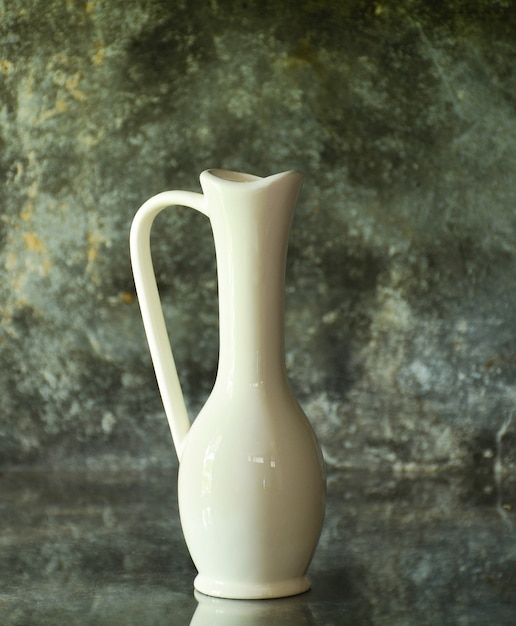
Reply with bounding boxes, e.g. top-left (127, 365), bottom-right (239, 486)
top-left (199, 169), bottom-right (303, 206)
top-left (200, 168), bottom-right (301, 186)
